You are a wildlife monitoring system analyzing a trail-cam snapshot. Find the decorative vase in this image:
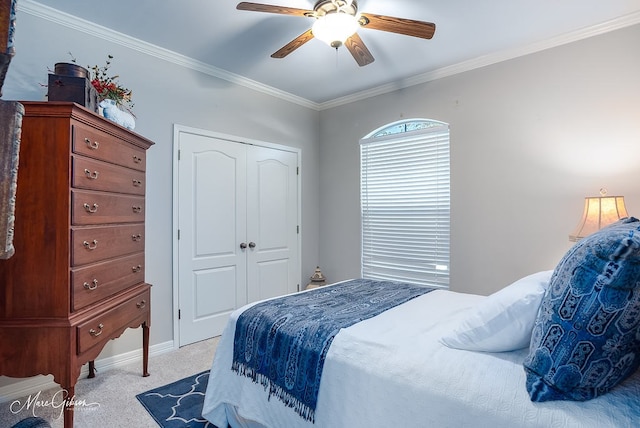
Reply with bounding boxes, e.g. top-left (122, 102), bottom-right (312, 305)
top-left (99, 99), bottom-right (135, 130)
